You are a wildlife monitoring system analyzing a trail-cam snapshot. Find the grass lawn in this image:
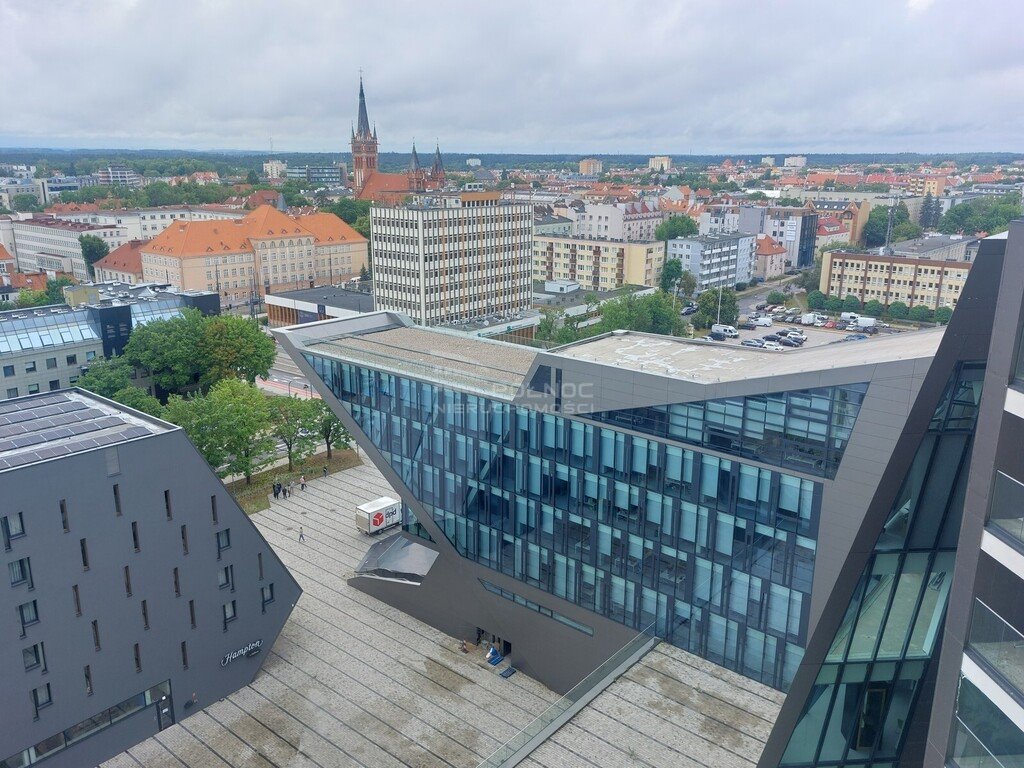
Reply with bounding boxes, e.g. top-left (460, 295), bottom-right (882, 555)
top-left (228, 448), bottom-right (361, 515)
